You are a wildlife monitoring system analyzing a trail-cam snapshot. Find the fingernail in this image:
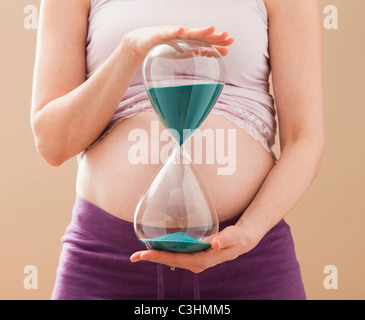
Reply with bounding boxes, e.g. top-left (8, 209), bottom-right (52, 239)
top-left (212, 238), bottom-right (220, 249)
top-left (130, 253), bottom-right (140, 263)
